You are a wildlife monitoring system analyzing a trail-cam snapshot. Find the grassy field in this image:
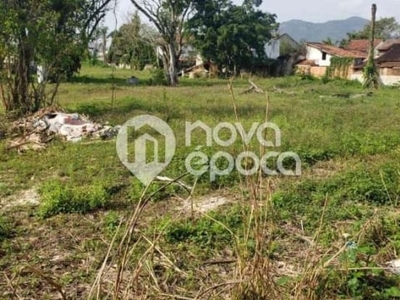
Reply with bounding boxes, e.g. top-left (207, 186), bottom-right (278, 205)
top-left (1, 65), bottom-right (400, 299)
